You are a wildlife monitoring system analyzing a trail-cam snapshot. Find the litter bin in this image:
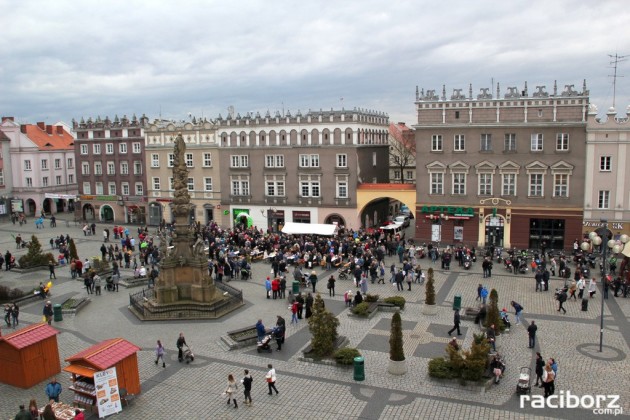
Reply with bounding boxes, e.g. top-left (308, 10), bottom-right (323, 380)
top-left (53, 304), bottom-right (63, 322)
top-left (353, 356), bottom-right (365, 381)
top-left (292, 280), bottom-right (300, 295)
top-left (453, 295), bottom-right (462, 311)
top-left (581, 297), bottom-right (588, 312)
